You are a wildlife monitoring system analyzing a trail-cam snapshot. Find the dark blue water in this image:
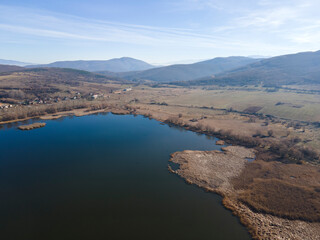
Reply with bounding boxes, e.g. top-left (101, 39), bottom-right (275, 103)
top-left (0, 113), bottom-right (251, 240)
